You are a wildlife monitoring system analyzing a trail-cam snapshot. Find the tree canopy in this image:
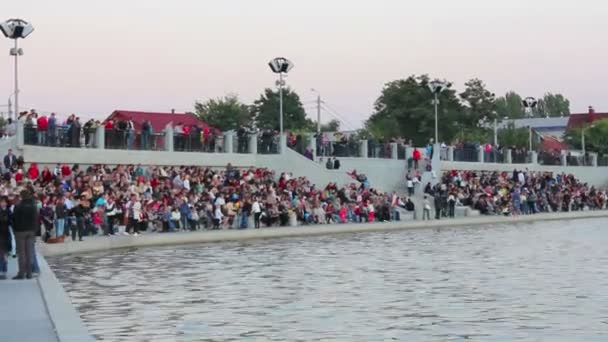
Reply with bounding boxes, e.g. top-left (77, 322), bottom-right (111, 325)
top-left (495, 91), bottom-right (524, 119)
top-left (365, 75), bottom-right (463, 144)
top-left (320, 119), bottom-right (340, 132)
top-left (564, 119), bottom-right (608, 154)
top-left (459, 78), bottom-right (496, 126)
top-left (251, 87), bottom-right (314, 131)
top-left (194, 94), bottom-right (251, 131)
